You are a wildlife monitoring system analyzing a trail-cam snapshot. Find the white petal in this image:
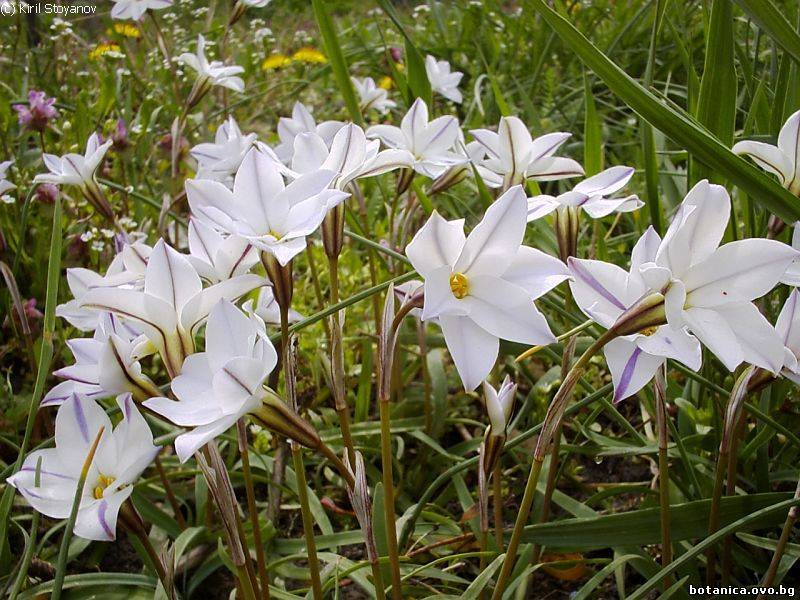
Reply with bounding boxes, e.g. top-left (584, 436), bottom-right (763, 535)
top-left (568, 257), bottom-right (634, 328)
top-left (732, 140), bottom-right (793, 186)
top-left (179, 274), bottom-right (264, 336)
top-left (777, 289), bottom-right (800, 359)
top-left (682, 306), bottom-right (743, 371)
top-left (174, 413), bottom-right (240, 463)
top-left (526, 195), bottom-right (560, 221)
top-left (145, 240), bottom-right (202, 311)
top-left (401, 98), bottom-right (429, 149)
top-left (715, 303), bottom-right (786, 373)
top-left (501, 246), bottom-right (570, 299)
top-left (777, 109), bottom-right (800, 185)
top-left (439, 314), bottom-right (499, 391)
top-left (55, 395), bottom-right (113, 468)
top-left (574, 166), bottom-right (635, 196)
top-left (292, 132), bottom-right (330, 174)
top-left (604, 338), bottom-right (664, 403)
top-left (74, 488), bottom-right (131, 541)
top-left (635, 326), bottom-right (701, 370)
top-left (405, 211), bottom-right (465, 278)
top-left (112, 394), bottom-right (160, 484)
